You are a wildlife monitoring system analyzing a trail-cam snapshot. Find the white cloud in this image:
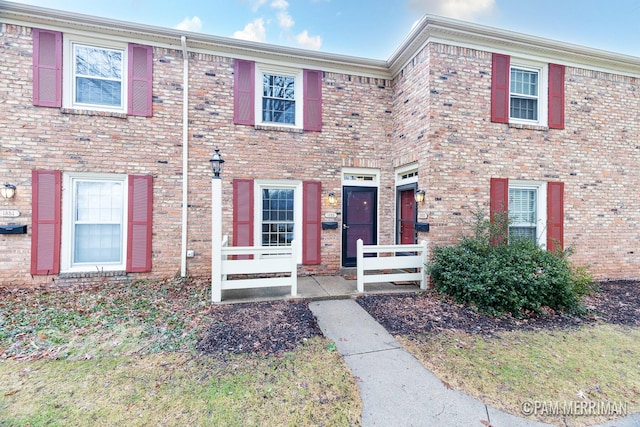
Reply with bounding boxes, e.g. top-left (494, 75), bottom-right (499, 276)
top-left (174, 16), bottom-right (202, 32)
top-left (251, 0), bottom-right (268, 12)
top-left (408, 0), bottom-right (496, 20)
top-left (233, 18), bottom-right (267, 42)
top-left (277, 11), bottom-right (295, 29)
top-left (295, 30), bottom-right (322, 50)
top-left (271, 0), bottom-right (289, 10)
